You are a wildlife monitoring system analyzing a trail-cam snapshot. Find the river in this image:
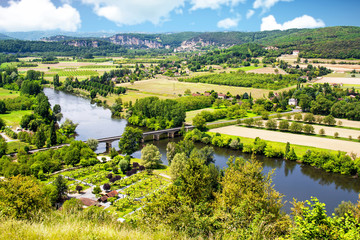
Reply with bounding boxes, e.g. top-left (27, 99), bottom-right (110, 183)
top-left (44, 88), bottom-right (360, 213)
